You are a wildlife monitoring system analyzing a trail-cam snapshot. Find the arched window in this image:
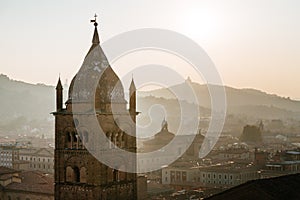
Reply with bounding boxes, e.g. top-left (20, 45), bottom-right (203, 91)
top-left (67, 132), bottom-right (71, 142)
top-left (65, 132), bottom-right (72, 148)
top-left (73, 132), bottom-right (77, 142)
top-left (113, 169), bottom-right (119, 182)
top-left (117, 165), bottom-right (127, 181)
top-left (121, 133), bottom-right (125, 143)
top-left (66, 166), bottom-right (81, 183)
top-left (119, 171), bottom-right (126, 181)
top-left (66, 166), bottom-right (74, 182)
top-left (78, 132), bottom-right (83, 149)
top-left (117, 132), bottom-right (123, 147)
top-left (80, 167), bottom-right (87, 183)
top-left (106, 132), bottom-right (112, 149)
top-left (84, 131), bottom-right (89, 143)
top-left (74, 166), bottom-right (80, 182)
top-left (72, 132), bottom-right (78, 149)
top-left (108, 168), bottom-right (113, 182)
